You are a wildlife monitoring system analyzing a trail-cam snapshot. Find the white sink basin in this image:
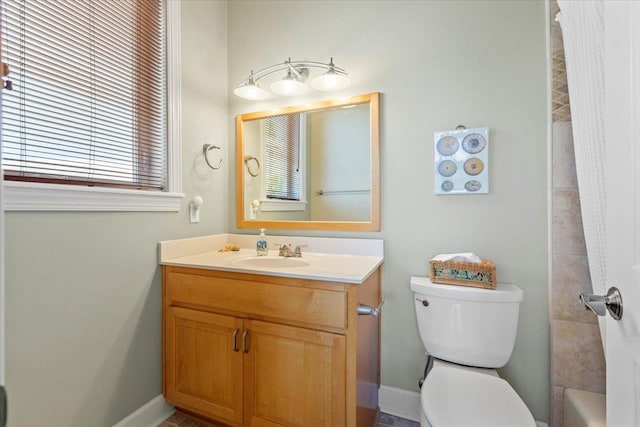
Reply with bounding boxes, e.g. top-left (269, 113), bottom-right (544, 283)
top-left (231, 256), bottom-right (311, 269)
